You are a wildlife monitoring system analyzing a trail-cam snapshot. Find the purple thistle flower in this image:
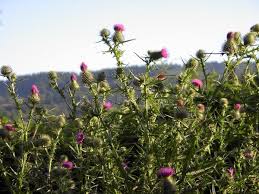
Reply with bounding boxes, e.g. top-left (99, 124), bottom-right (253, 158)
top-left (103, 101), bottom-right (112, 111)
top-left (4, 124), bottom-right (16, 132)
top-left (76, 131), bottom-right (85, 144)
top-left (70, 73), bottom-right (77, 81)
top-left (157, 167), bottom-right (176, 178)
top-left (114, 24), bottom-right (125, 32)
top-left (62, 161), bottom-right (74, 170)
top-left (234, 103), bottom-right (241, 111)
top-left (80, 62), bottom-right (87, 72)
top-left (160, 48), bottom-right (169, 58)
top-left (192, 79), bottom-right (203, 88)
top-left (31, 84), bottom-right (39, 95)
